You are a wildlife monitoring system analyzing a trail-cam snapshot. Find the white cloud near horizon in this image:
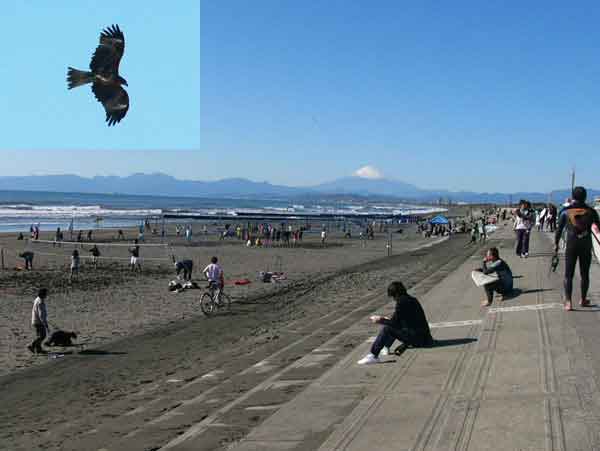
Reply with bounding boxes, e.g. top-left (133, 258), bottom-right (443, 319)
top-left (353, 165), bottom-right (383, 179)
